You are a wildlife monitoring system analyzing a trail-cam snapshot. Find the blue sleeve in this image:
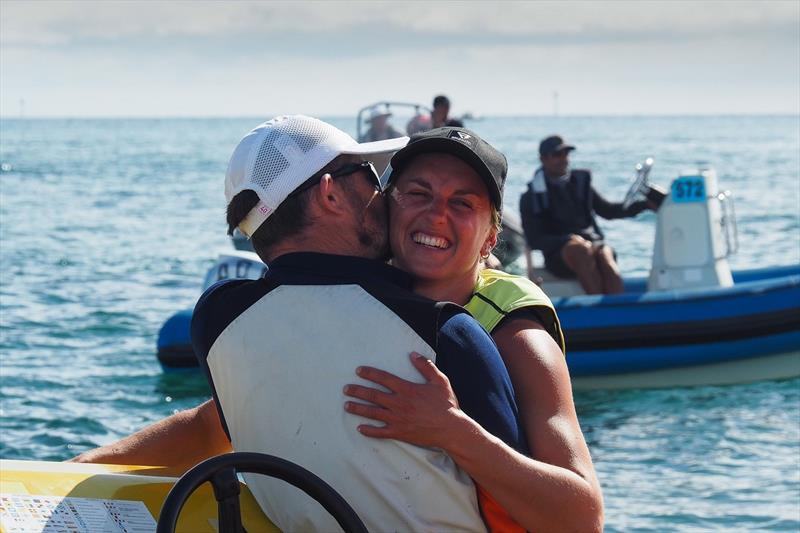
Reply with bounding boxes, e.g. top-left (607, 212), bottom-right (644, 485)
top-left (435, 312), bottom-right (529, 455)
